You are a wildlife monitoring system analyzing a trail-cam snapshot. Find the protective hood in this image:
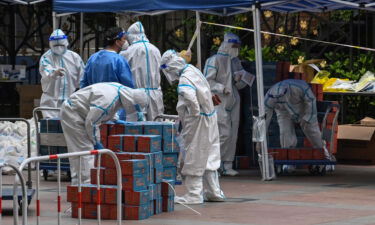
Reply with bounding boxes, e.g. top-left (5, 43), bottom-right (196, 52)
top-left (218, 33), bottom-right (241, 58)
top-left (49, 29), bottom-right (69, 55)
top-left (127, 22), bottom-right (149, 44)
top-left (267, 82), bottom-right (288, 99)
top-left (160, 49), bottom-right (187, 85)
top-left (119, 88), bottom-right (148, 110)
